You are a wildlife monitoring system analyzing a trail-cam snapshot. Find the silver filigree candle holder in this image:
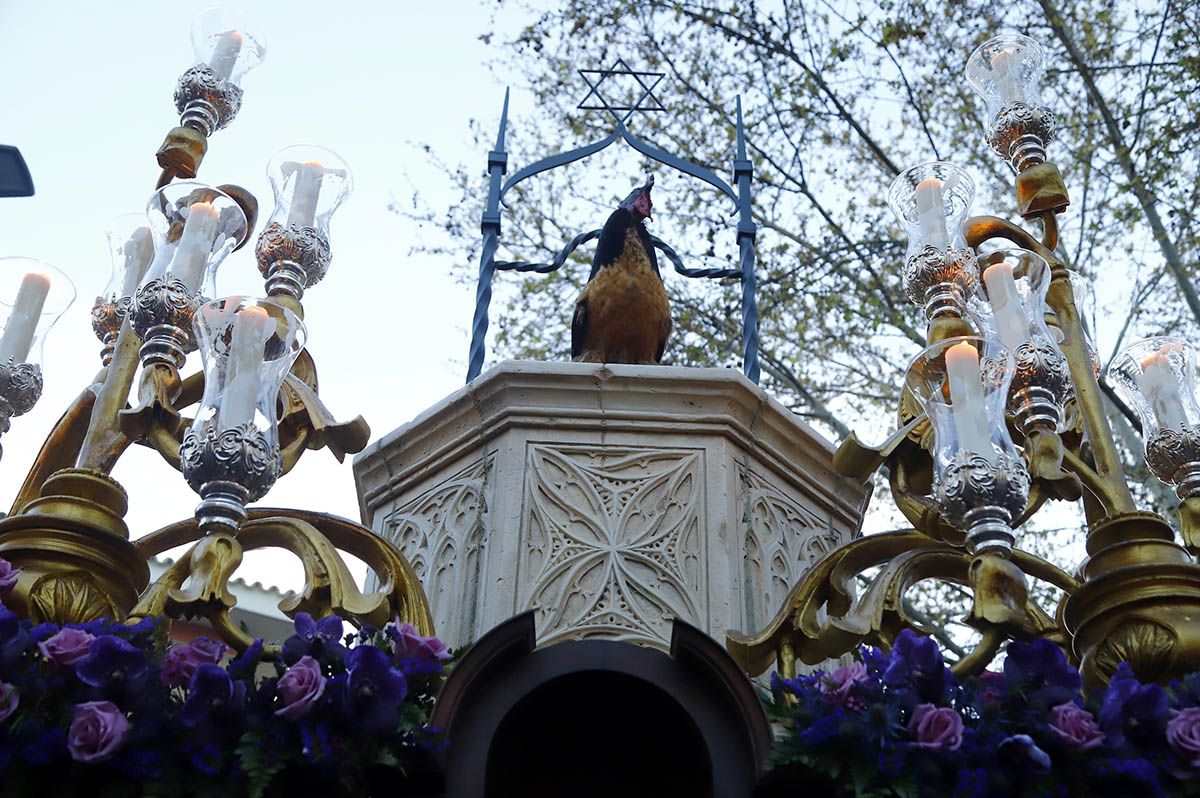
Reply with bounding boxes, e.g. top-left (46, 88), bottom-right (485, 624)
top-left (255, 145), bottom-right (353, 300)
top-left (181, 297), bottom-right (306, 534)
top-left (1110, 337), bottom-right (1200, 500)
top-left (971, 248), bottom-right (1072, 437)
top-left (908, 336), bottom-right (1030, 554)
top-left (132, 182), bottom-right (248, 370)
top-left (967, 34), bottom-right (1058, 173)
top-left (888, 162), bottom-right (979, 320)
top-left (173, 9), bottom-right (265, 135)
top-left (0, 258), bottom-right (75, 459)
